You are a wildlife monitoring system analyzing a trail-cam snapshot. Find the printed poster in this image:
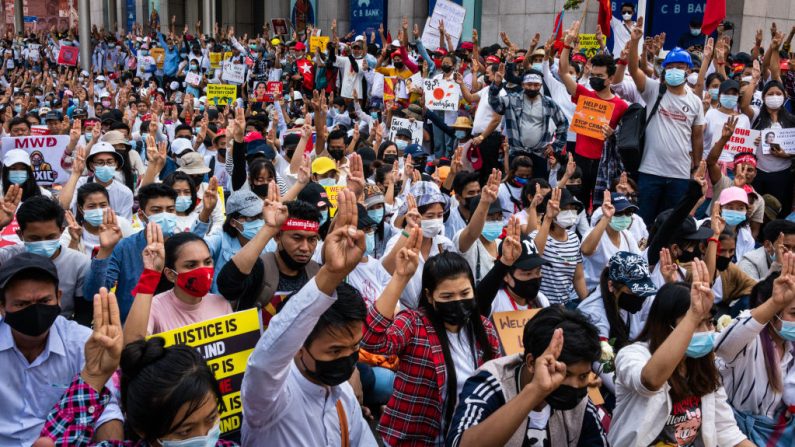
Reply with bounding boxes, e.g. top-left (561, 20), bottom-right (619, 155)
top-left (207, 84), bottom-right (238, 106)
top-left (570, 96), bottom-right (615, 140)
top-left (761, 128), bottom-right (795, 155)
top-left (1, 136), bottom-right (70, 186)
top-left (422, 78), bottom-right (460, 111)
